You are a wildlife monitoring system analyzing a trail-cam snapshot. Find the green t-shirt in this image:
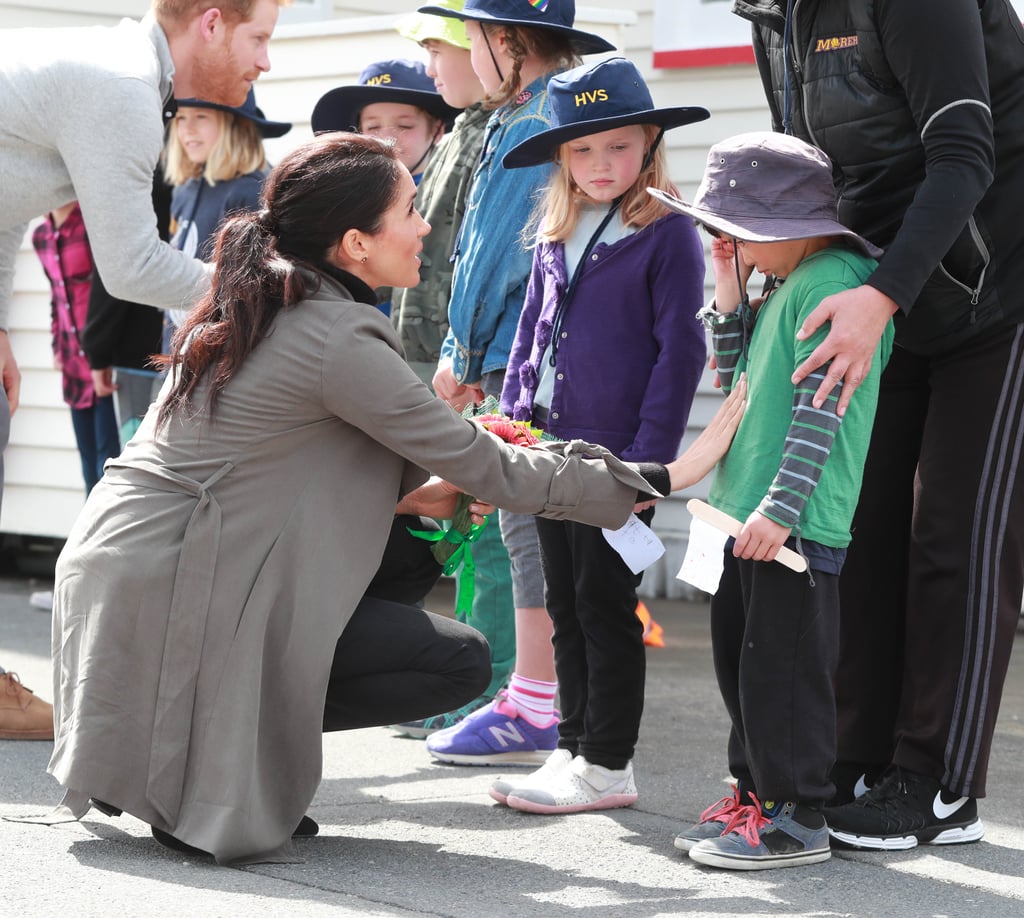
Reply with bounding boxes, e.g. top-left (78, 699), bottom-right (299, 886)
top-left (708, 246), bottom-right (894, 548)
